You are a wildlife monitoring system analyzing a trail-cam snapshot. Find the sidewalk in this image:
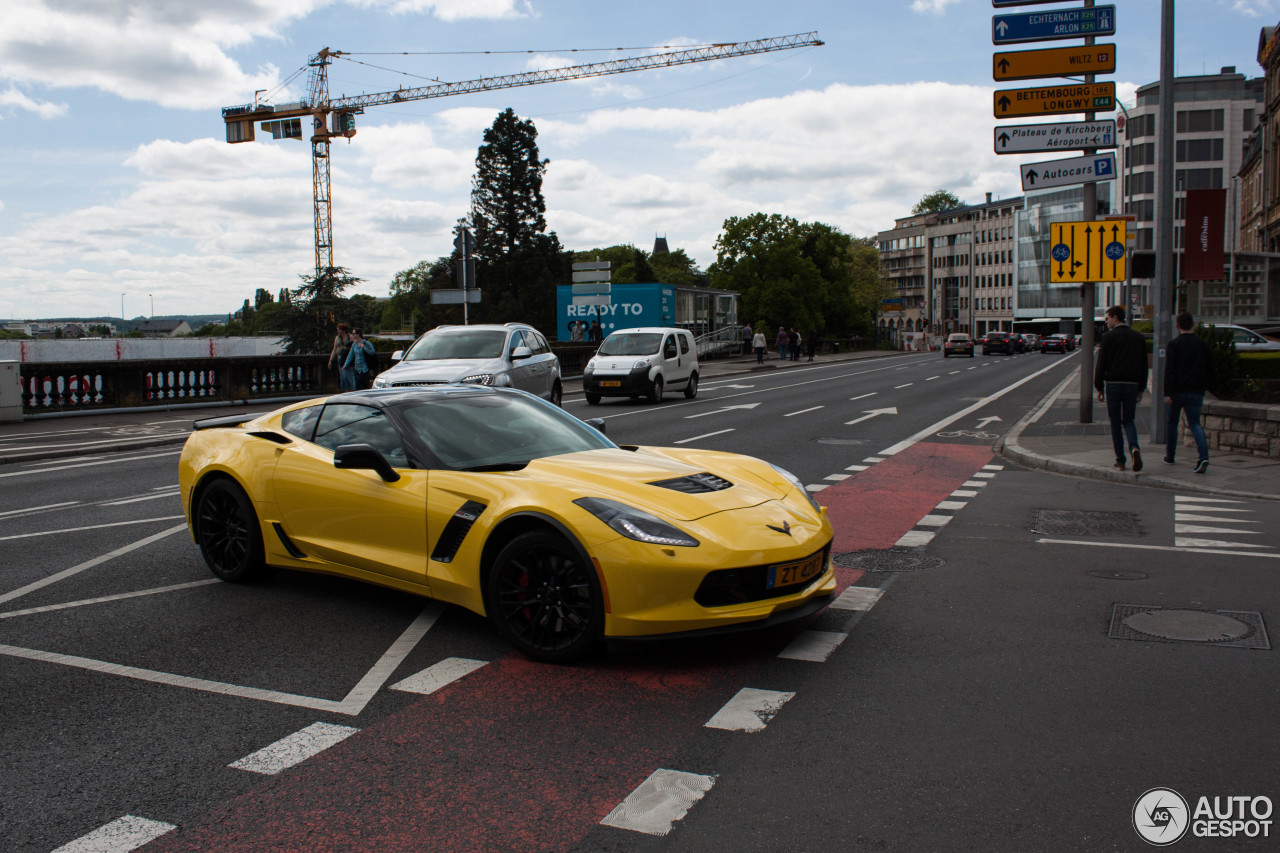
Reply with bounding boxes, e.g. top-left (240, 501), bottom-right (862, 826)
top-left (3, 349), bottom-right (1279, 501)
